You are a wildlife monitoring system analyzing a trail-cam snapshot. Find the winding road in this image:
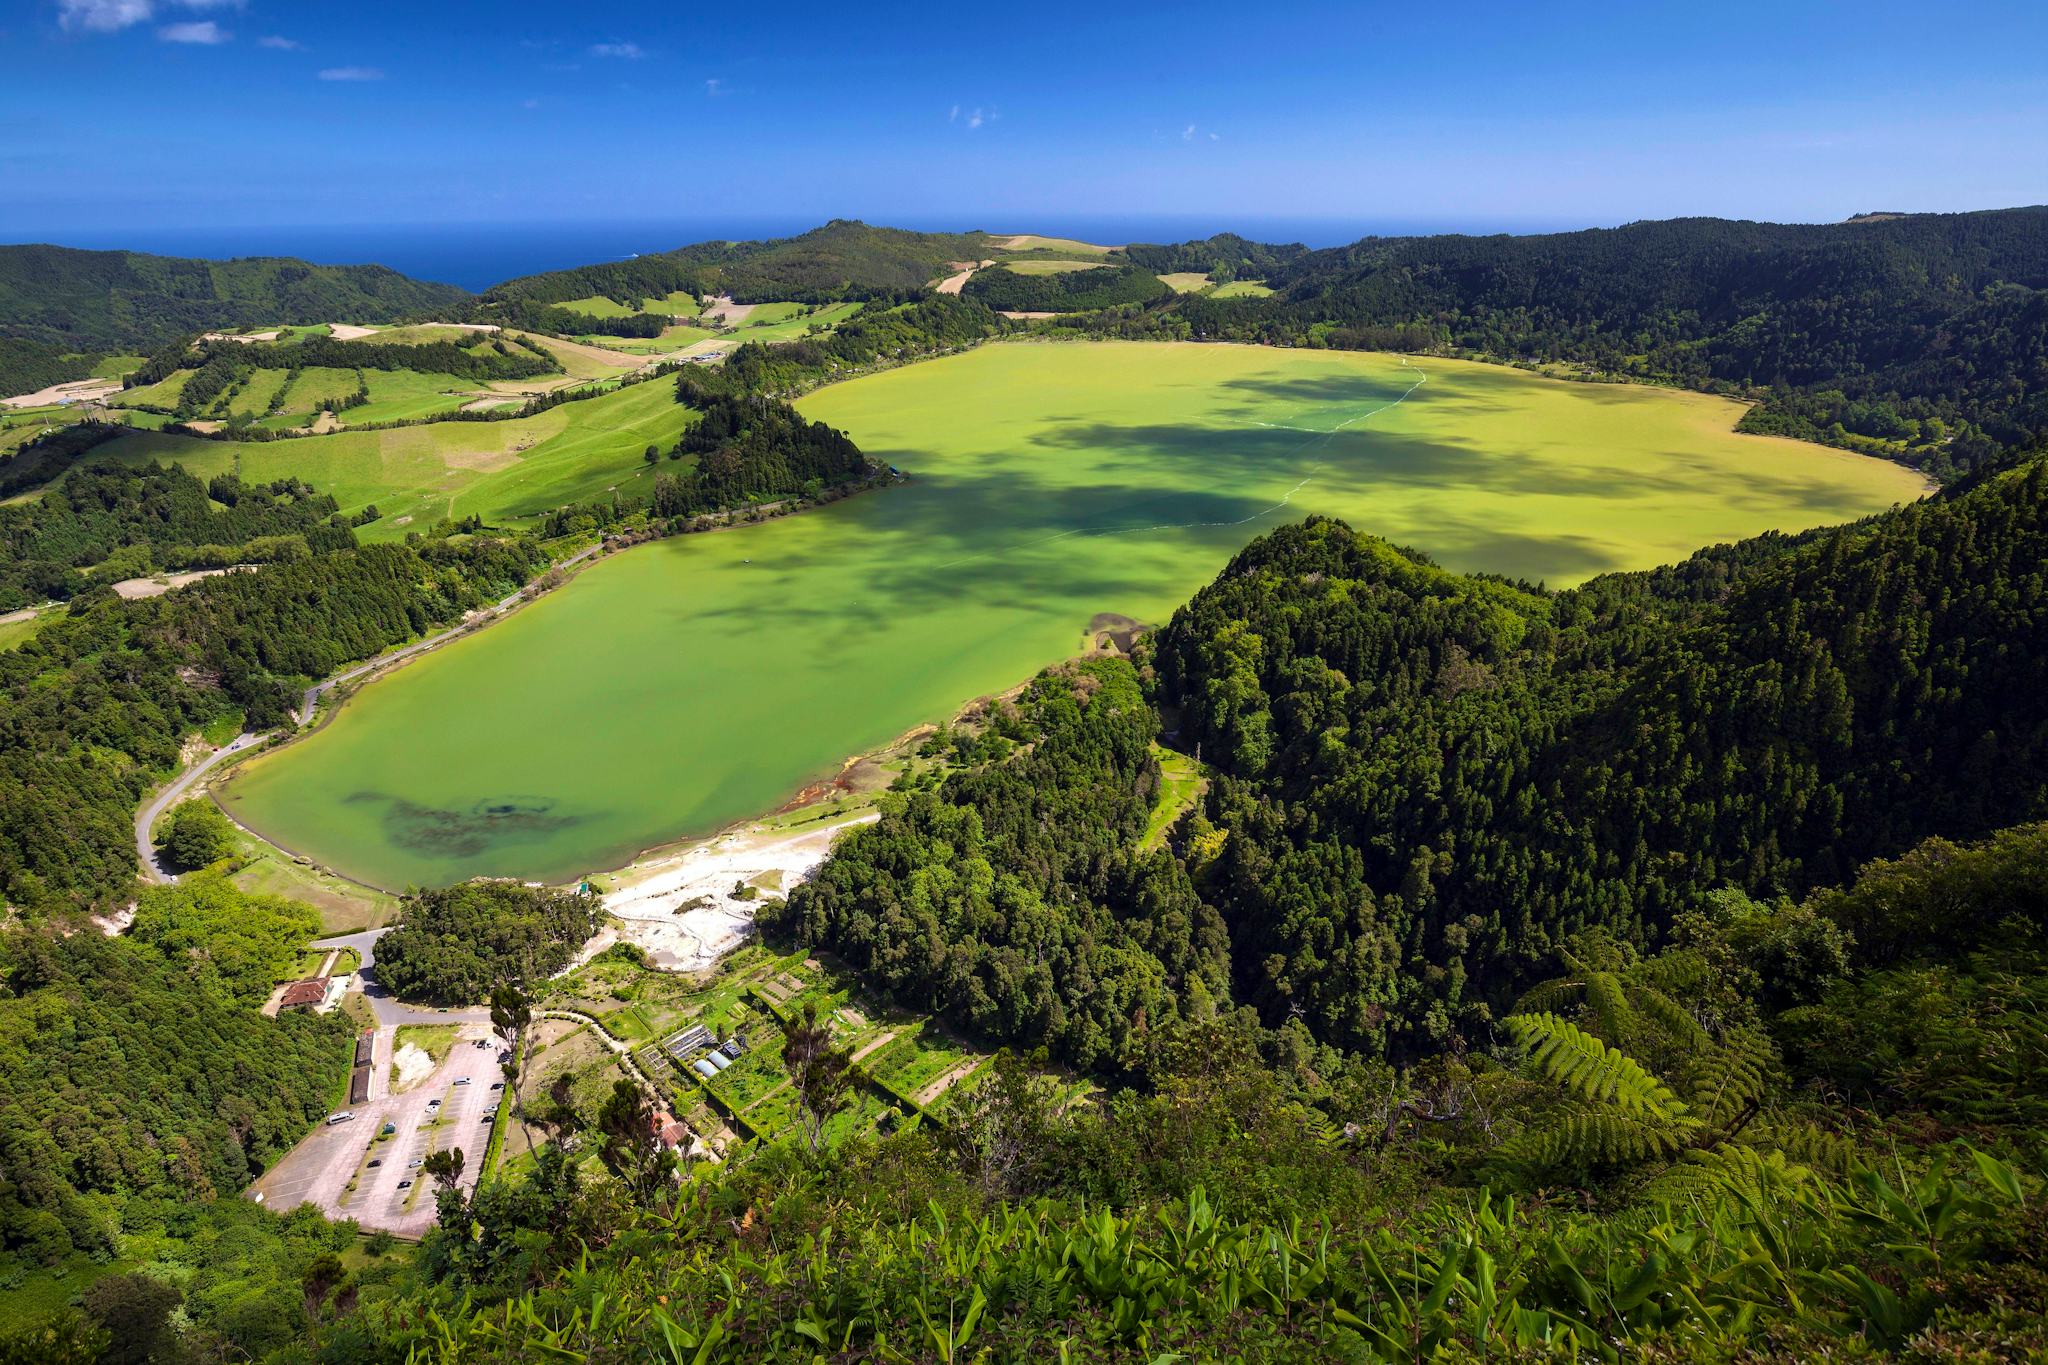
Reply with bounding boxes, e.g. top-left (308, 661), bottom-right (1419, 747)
top-left (134, 543), bottom-right (604, 885)
top-left (135, 731), bottom-right (268, 883)
top-left (311, 928), bottom-right (492, 1026)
